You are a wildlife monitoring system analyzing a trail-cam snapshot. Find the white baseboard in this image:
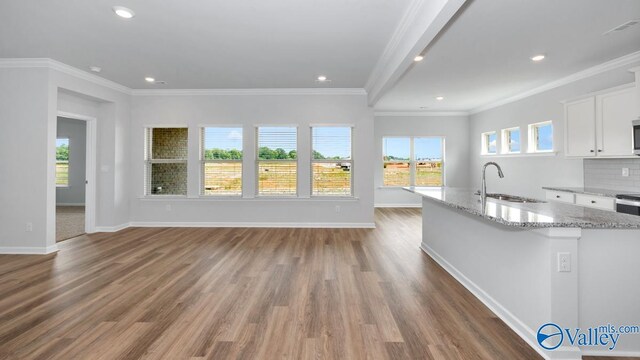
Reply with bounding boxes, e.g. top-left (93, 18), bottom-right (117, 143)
top-left (420, 243), bottom-right (581, 360)
top-left (0, 244), bottom-right (59, 255)
top-left (94, 223), bottom-right (131, 232)
top-left (582, 349), bottom-right (640, 357)
top-left (56, 203), bottom-right (86, 206)
top-left (128, 221), bottom-right (376, 229)
top-left (374, 203), bottom-right (421, 208)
